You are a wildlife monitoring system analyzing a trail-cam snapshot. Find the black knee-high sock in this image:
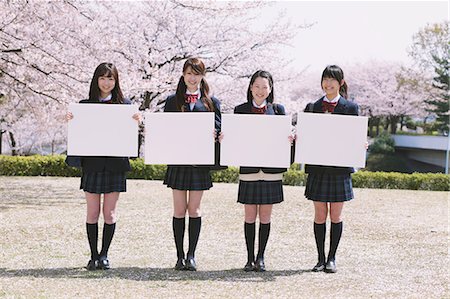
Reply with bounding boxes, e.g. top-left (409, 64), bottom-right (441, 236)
top-left (86, 223), bottom-right (99, 260)
top-left (244, 222), bottom-right (256, 263)
top-left (187, 217), bottom-right (201, 258)
top-left (328, 221), bottom-right (343, 261)
top-left (256, 223), bottom-right (271, 260)
top-left (99, 223), bottom-right (116, 258)
top-left (314, 222), bottom-right (326, 263)
top-left (173, 217), bottom-right (185, 260)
